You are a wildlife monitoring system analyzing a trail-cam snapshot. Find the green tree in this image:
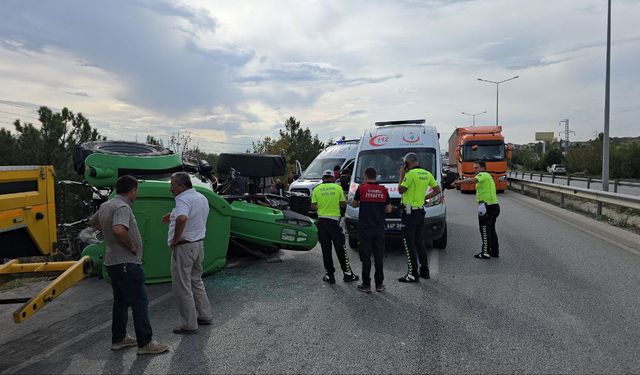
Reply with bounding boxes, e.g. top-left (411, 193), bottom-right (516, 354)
top-left (565, 135), bottom-right (602, 175)
top-left (168, 130), bottom-right (209, 163)
top-left (277, 116), bottom-right (324, 169)
top-left (201, 152), bottom-right (219, 171)
top-left (10, 107), bottom-right (104, 180)
top-left (145, 135), bottom-right (164, 147)
top-left (0, 106), bottom-right (104, 227)
top-left (511, 148), bottom-right (539, 171)
top-left (147, 132), bottom-right (218, 173)
top-left (251, 116), bottom-right (325, 173)
top-left (0, 128), bottom-right (17, 164)
top-left (251, 136), bottom-right (280, 154)
top-left (565, 134), bottom-right (640, 179)
top-left (610, 140), bottom-right (640, 179)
